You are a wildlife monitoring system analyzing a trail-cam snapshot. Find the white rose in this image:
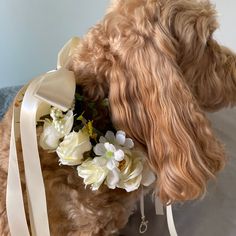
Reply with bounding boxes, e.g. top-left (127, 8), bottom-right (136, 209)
top-left (117, 151), bottom-right (155, 192)
top-left (117, 152), bottom-right (143, 192)
top-left (77, 158), bottom-right (108, 190)
top-left (56, 130), bottom-right (92, 166)
top-left (39, 109), bottom-right (74, 150)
